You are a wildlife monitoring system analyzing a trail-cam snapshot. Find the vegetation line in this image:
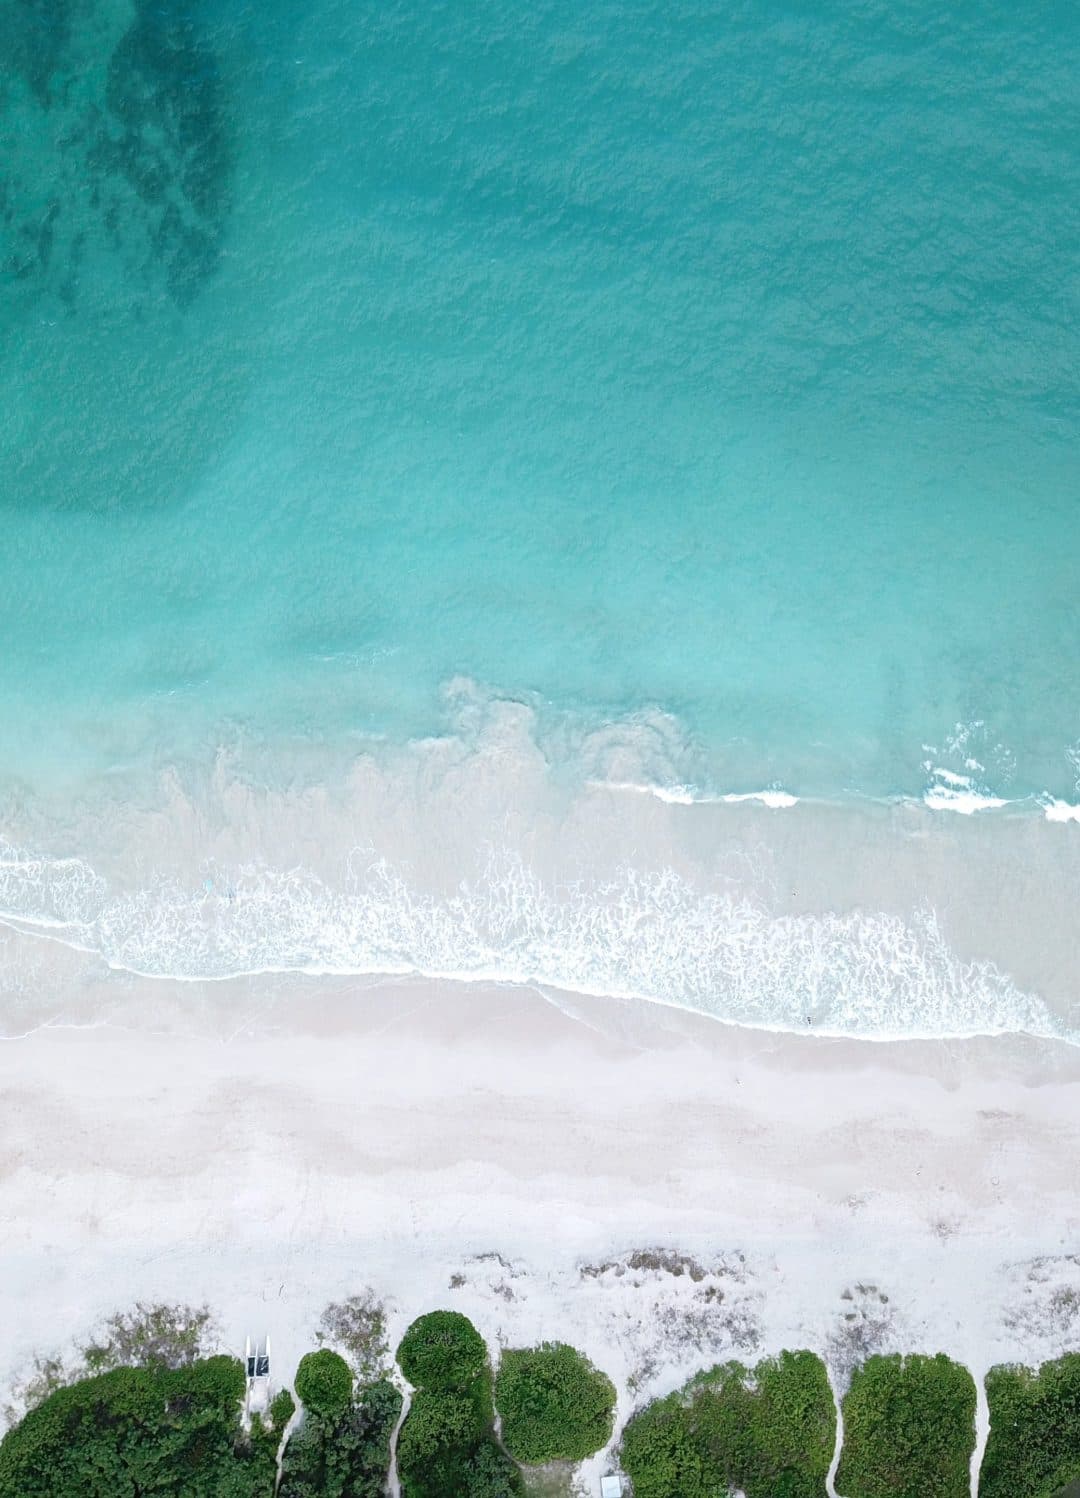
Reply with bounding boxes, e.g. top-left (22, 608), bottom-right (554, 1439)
top-left (4, 1298), bottom-right (1080, 1496)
